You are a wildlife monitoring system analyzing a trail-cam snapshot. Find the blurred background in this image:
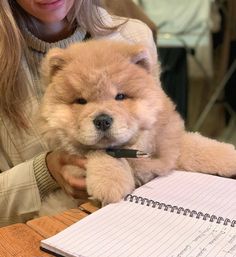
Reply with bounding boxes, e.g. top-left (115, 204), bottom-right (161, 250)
top-left (102, 0), bottom-right (236, 147)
